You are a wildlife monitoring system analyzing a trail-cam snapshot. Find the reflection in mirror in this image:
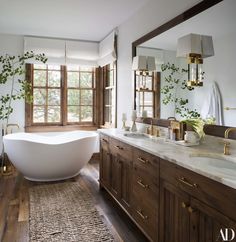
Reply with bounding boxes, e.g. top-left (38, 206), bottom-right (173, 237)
top-left (134, 0), bottom-right (236, 126)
